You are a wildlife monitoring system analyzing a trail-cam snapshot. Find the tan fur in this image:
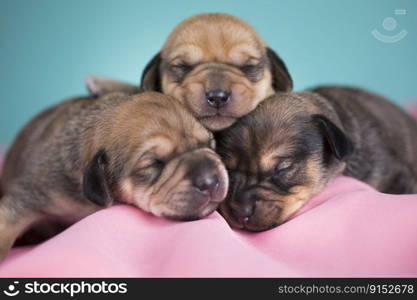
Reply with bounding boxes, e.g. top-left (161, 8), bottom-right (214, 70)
top-left (278, 159), bottom-right (325, 222)
top-left (159, 14), bottom-right (275, 131)
top-left (87, 14), bottom-right (292, 130)
top-left (0, 91), bottom-right (228, 260)
top-left (163, 14), bottom-right (266, 61)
